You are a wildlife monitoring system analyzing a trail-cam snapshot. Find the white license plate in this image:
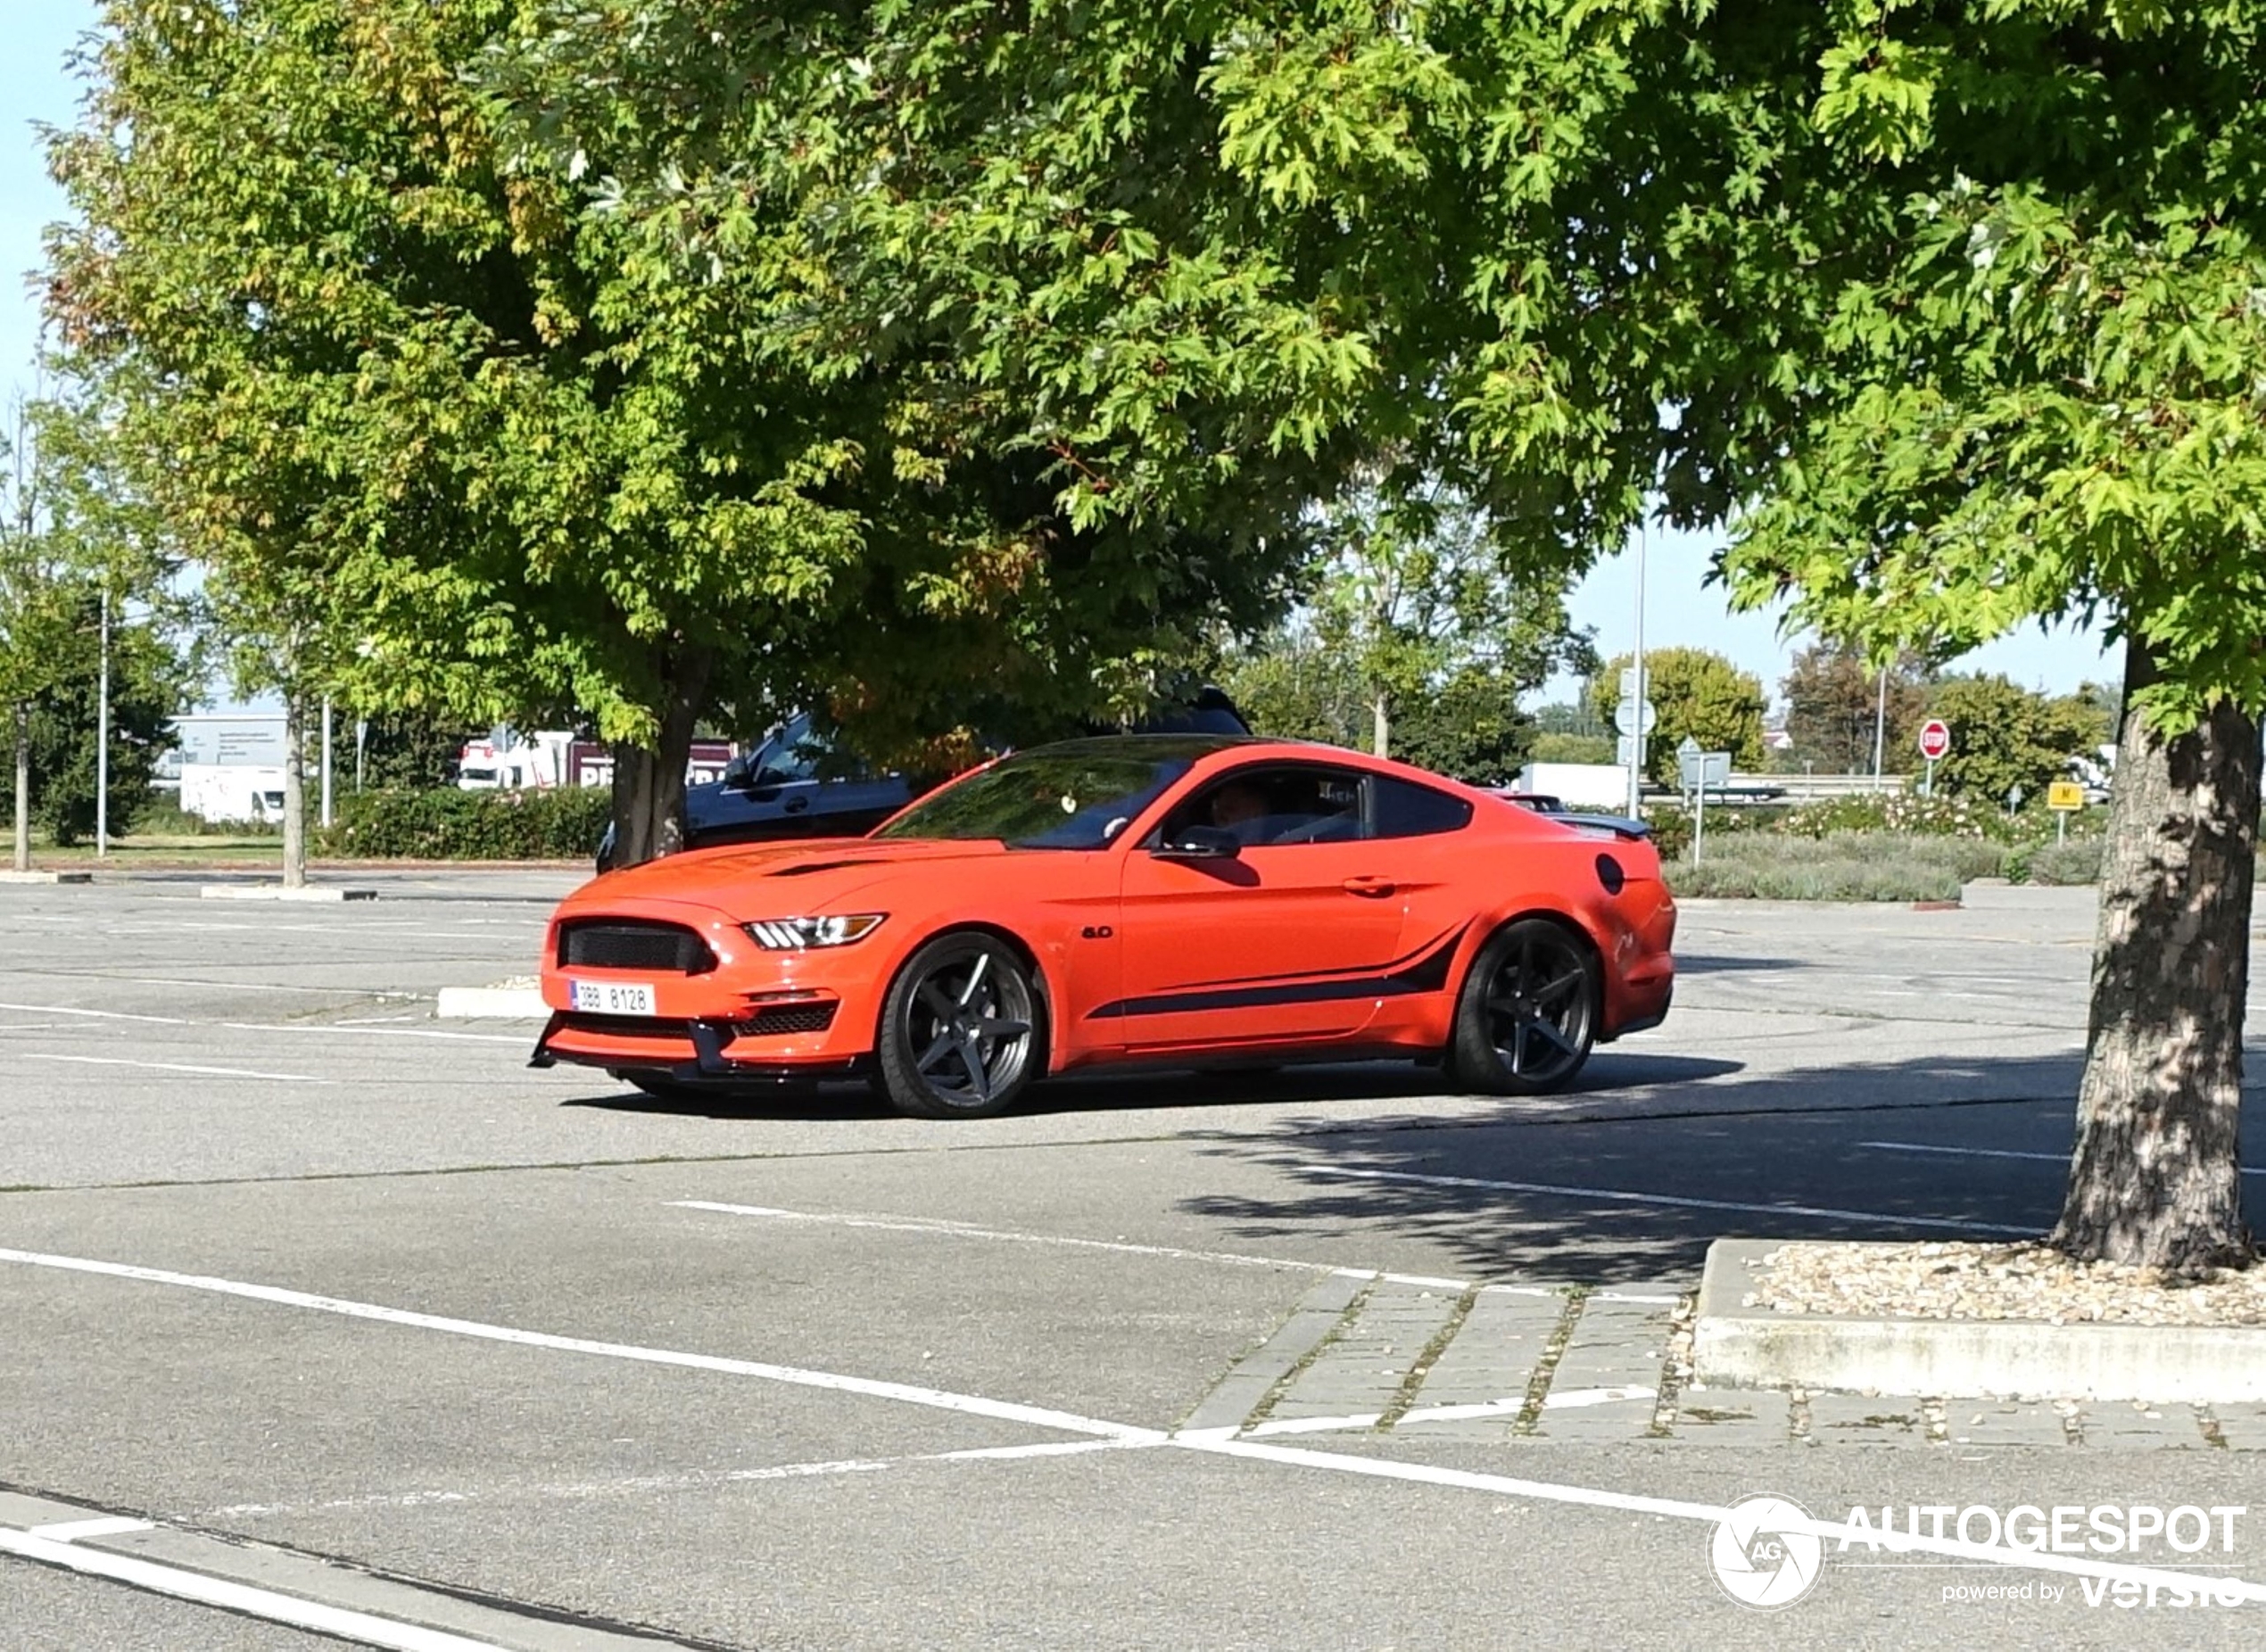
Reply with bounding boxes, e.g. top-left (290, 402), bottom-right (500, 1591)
top-left (570, 979), bottom-right (657, 1016)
